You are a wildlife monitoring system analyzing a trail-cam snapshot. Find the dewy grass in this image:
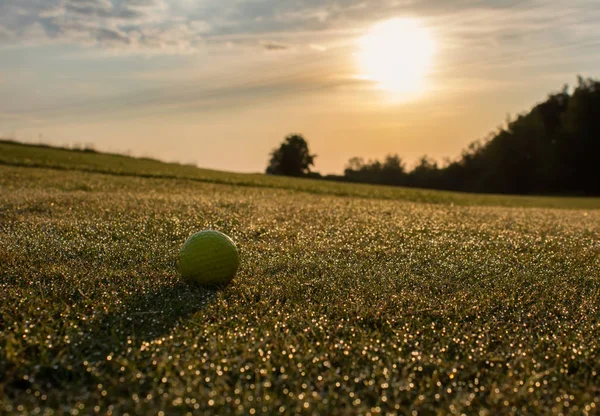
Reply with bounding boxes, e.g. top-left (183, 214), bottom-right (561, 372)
top-left (2, 140), bottom-right (599, 210)
top-left (1, 158), bottom-right (599, 414)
